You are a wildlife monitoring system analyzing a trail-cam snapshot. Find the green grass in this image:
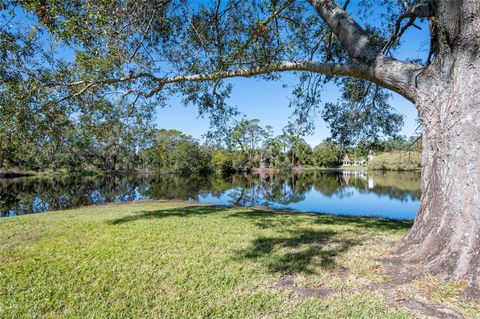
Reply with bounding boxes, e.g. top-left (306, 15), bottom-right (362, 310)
top-left (0, 201), bottom-right (475, 318)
